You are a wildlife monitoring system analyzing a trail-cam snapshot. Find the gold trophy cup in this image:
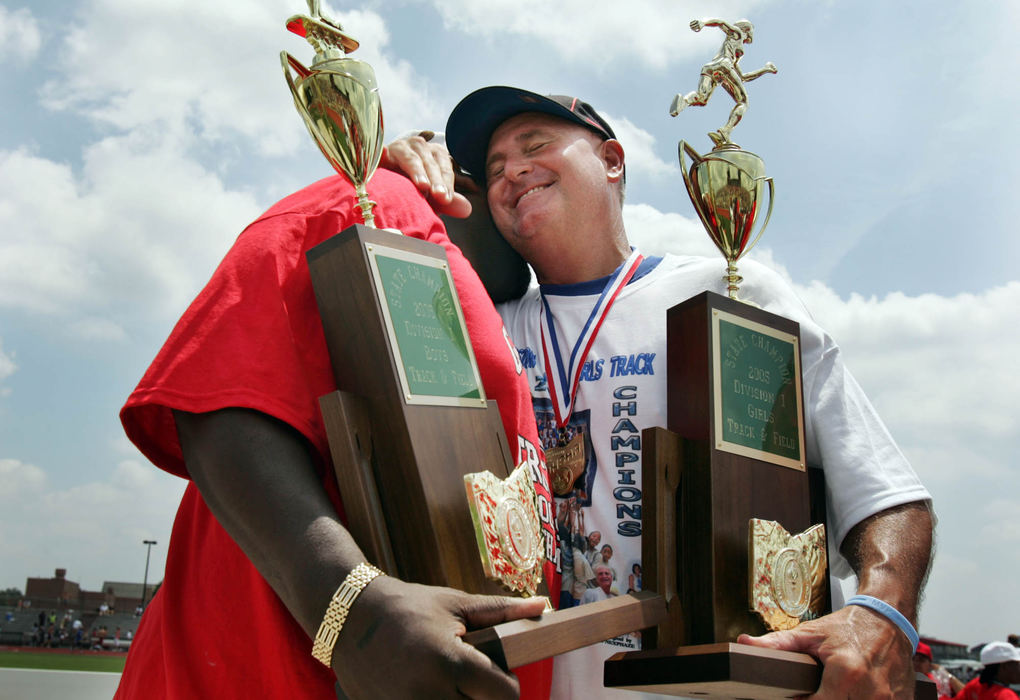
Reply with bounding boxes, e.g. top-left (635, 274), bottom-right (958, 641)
top-left (679, 142), bottom-right (773, 301)
top-left (281, 7), bottom-right (383, 227)
top-left (670, 17), bottom-right (778, 301)
top-left (281, 3), bottom-right (549, 601)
